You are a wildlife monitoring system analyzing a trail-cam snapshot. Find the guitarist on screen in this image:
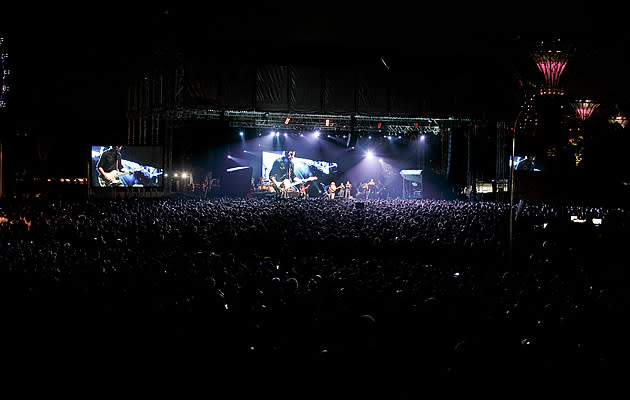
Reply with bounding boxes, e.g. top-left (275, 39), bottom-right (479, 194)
top-left (269, 150), bottom-right (298, 198)
top-left (97, 145), bottom-right (133, 187)
top-left (269, 150), bottom-right (318, 198)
